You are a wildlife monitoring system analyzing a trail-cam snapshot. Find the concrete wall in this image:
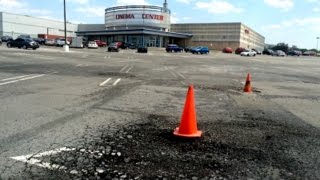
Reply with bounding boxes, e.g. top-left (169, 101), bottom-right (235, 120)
top-left (0, 12), bottom-right (78, 39)
top-left (78, 24), bottom-right (105, 32)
